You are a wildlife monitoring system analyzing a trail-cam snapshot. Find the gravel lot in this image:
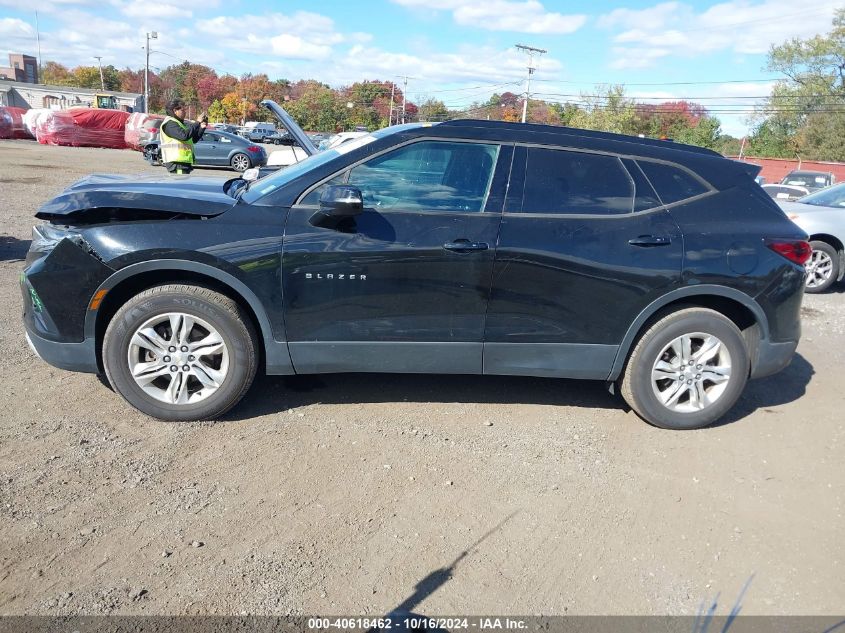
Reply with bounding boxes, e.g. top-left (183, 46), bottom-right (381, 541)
top-left (0, 140), bottom-right (843, 617)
